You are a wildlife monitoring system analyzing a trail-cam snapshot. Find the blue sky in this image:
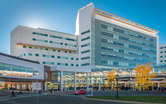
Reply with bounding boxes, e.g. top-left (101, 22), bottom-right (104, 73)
top-left (0, 0), bottom-right (166, 54)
